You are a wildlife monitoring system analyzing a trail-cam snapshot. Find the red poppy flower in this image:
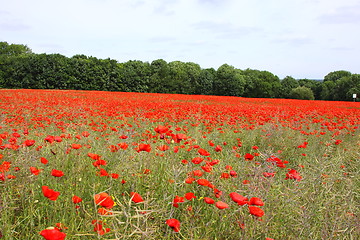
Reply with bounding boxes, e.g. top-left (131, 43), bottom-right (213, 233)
top-left (197, 178), bottom-right (210, 187)
top-left (230, 170), bottom-right (237, 177)
top-left (198, 148), bottom-right (210, 156)
top-left (40, 157), bottom-right (48, 164)
top-left (92, 221), bottom-right (111, 235)
top-left (42, 134), bottom-right (53, 143)
top-left (154, 125), bottom-right (169, 134)
top-left (166, 218), bottom-right (180, 232)
top-left (229, 192), bottom-right (248, 205)
top-left (215, 201), bottom-right (229, 209)
top-left (192, 170), bottom-right (204, 177)
top-left (71, 143), bottom-right (82, 149)
top-left (220, 172), bottom-right (230, 179)
top-left (51, 169), bottom-right (64, 177)
top-left (185, 192), bottom-right (196, 200)
top-left (157, 144), bottom-right (170, 151)
top-left (54, 136), bottom-right (62, 142)
top-left (172, 195), bottom-right (185, 208)
top-left (130, 192), bottom-right (144, 203)
top-left (263, 172), bottom-right (275, 177)
top-left (94, 192), bottom-right (115, 209)
top-left (201, 164), bottom-right (212, 172)
top-left (111, 173), bottom-right (119, 179)
top-left (136, 143), bottom-right (151, 152)
top-left (82, 131), bottom-right (90, 137)
top-left (297, 142), bottom-right (308, 148)
top-left (249, 197), bottom-right (264, 206)
top-left (285, 169), bottom-right (302, 181)
top-left (42, 186), bottom-right (60, 201)
top-left (98, 207), bottom-right (113, 215)
top-left (203, 197), bottom-right (215, 204)
top-left (185, 177), bottom-right (195, 184)
top-left (244, 153), bottom-right (254, 161)
top-left (248, 206), bottom-right (265, 217)
top-left (214, 145), bottom-right (222, 152)
top-left (24, 139), bottom-right (35, 147)
top-left (72, 195), bottom-right (83, 204)
top-left (192, 157), bottom-right (204, 164)
top-left (30, 166), bottom-right (41, 175)
top-left (7, 174), bottom-right (16, 179)
top-left (118, 142), bottom-right (128, 150)
top-left (40, 227), bottom-right (66, 240)
top-left (97, 168), bottom-right (109, 177)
